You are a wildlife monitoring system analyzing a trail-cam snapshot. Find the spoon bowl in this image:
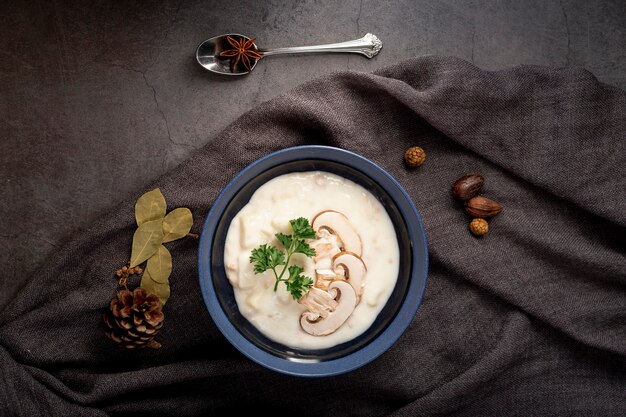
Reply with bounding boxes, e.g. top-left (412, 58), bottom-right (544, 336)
top-left (196, 33), bottom-right (383, 76)
top-left (196, 33), bottom-right (259, 76)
